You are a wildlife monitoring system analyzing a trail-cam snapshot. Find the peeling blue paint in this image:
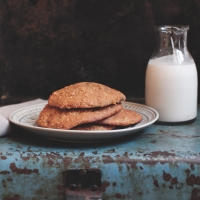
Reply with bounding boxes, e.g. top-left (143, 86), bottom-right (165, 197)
top-left (1, 108), bottom-right (200, 199)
